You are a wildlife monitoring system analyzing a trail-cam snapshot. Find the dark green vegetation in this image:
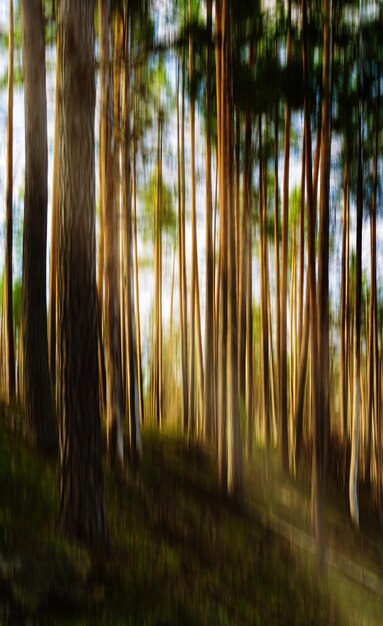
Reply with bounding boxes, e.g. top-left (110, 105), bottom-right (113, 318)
top-left (1, 401), bottom-right (380, 626)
